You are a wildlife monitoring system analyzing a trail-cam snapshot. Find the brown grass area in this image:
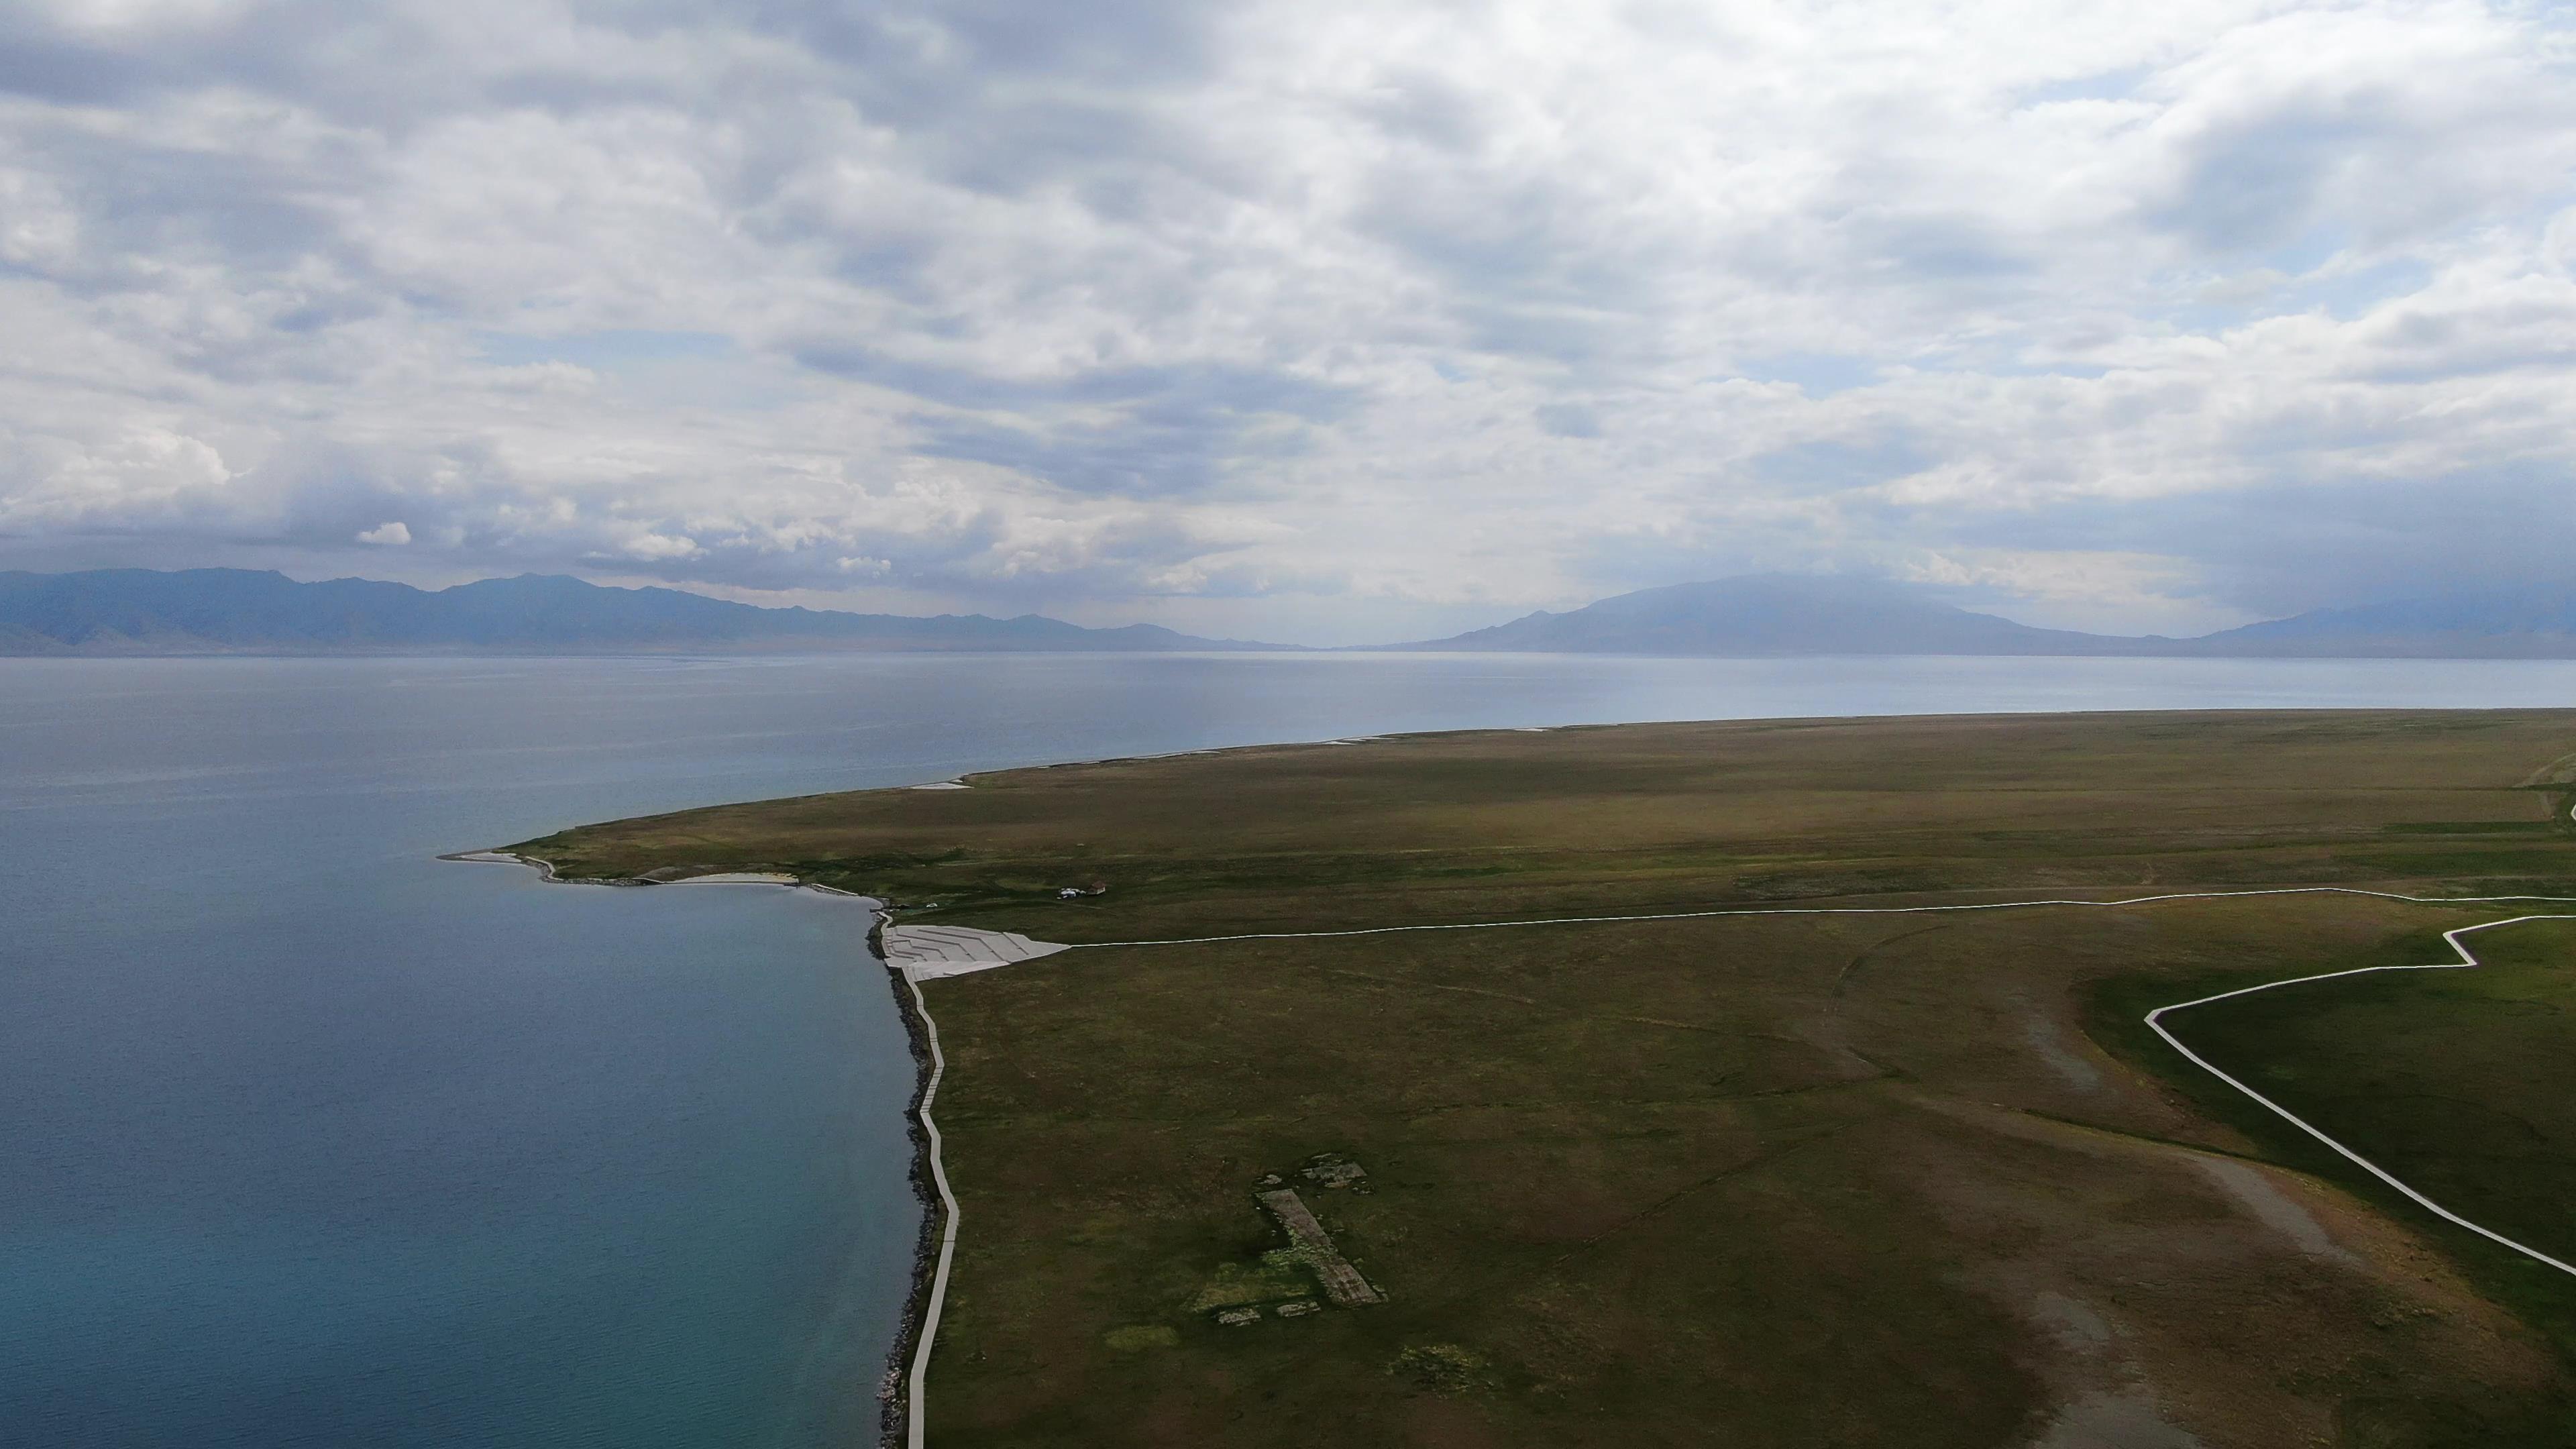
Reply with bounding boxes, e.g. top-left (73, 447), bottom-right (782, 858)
top-left (525, 711), bottom-right (2576, 1446)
